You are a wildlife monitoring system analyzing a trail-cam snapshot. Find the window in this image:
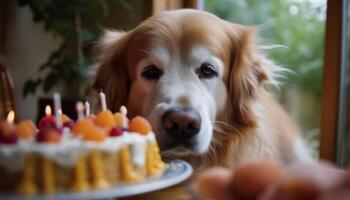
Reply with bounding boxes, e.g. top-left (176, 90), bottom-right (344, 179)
top-left (205, 0), bottom-right (327, 157)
